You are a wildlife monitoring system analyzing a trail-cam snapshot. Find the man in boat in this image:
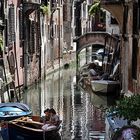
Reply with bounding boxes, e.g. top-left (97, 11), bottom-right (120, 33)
top-left (49, 108), bottom-right (60, 126)
top-left (41, 108), bottom-right (51, 123)
top-left (42, 108), bottom-right (61, 131)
